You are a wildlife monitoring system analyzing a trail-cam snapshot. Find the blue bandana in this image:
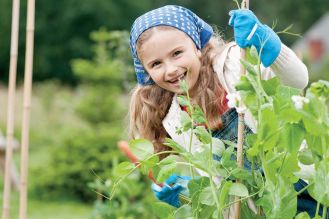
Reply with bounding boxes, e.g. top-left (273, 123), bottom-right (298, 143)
top-left (130, 5), bottom-right (214, 85)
